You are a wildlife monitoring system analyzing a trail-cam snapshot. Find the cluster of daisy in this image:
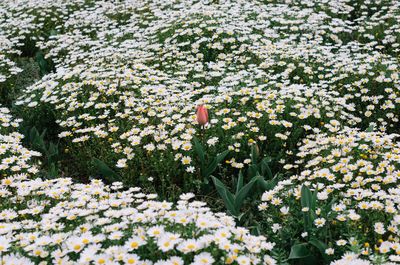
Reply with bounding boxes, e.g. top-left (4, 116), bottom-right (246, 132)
top-left (0, 0), bottom-right (95, 42)
top-left (15, 60), bottom-right (362, 179)
top-left (331, 255), bottom-right (396, 265)
top-left (0, 0), bottom-right (398, 262)
top-left (5, 0), bottom-right (397, 188)
top-left (0, 175), bottom-right (275, 264)
top-left (260, 129), bottom-right (400, 263)
top-left (0, 33), bottom-right (22, 84)
top-left (0, 106), bottom-right (41, 178)
top-left (0, 106), bottom-right (21, 132)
